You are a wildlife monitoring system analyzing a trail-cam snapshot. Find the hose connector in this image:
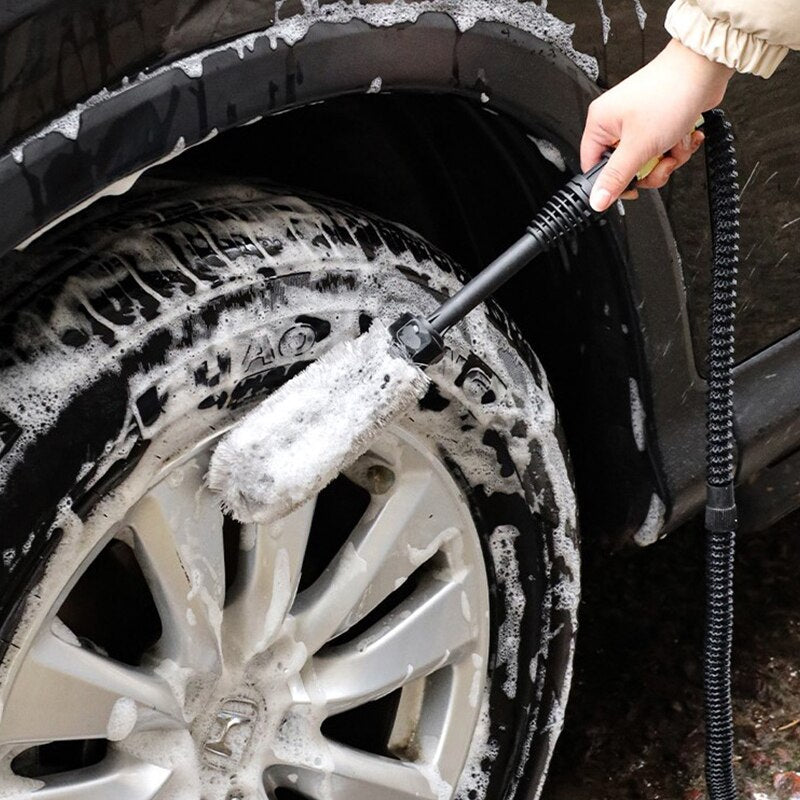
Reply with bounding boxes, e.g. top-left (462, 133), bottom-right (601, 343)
top-left (705, 482), bottom-right (738, 533)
